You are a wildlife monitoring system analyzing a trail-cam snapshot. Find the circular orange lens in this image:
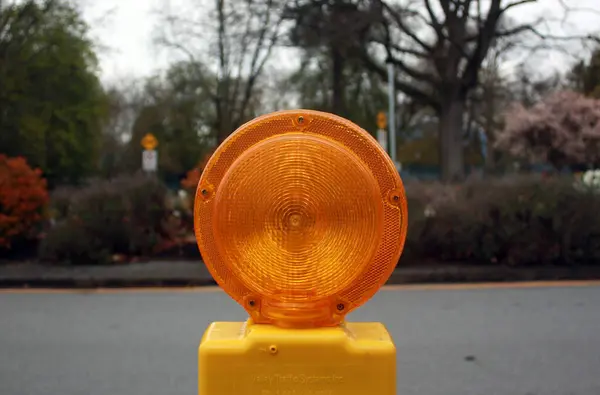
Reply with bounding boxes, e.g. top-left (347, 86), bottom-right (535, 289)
top-left (195, 110), bottom-right (407, 328)
top-left (214, 133), bottom-right (383, 301)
